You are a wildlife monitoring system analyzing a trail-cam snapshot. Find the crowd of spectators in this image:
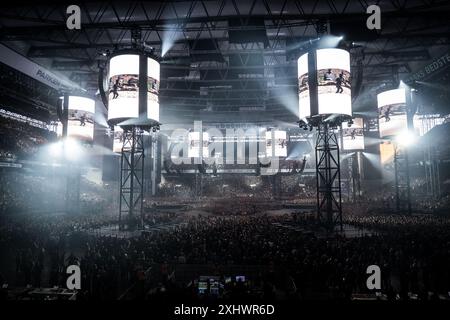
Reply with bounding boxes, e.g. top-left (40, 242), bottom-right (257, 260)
top-left (0, 171), bottom-right (65, 214)
top-left (0, 116), bottom-right (55, 160)
top-left (0, 170), bottom-right (110, 215)
top-left (158, 175), bottom-right (317, 202)
top-left (1, 209), bottom-right (450, 301)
